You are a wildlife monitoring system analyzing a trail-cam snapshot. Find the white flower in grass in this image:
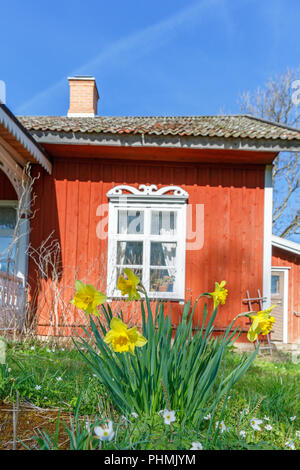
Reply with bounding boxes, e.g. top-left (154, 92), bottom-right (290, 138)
top-left (35, 385), bottom-right (41, 391)
top-left (30, 346), bottom-right (35, 351)
top-left (159, 409), bottom-right (176, 425)
top-left (239, 430), bottom-right (246, 438)
top-left (94, 421), bottom-right (114, 441)
top-left (190, 441), bottom-right (203, 450)
top-left (46, 348), bottom-right (51, 353)
top-left (250, 418), bottom-right (263, 431)
top-left (7, 368), bottom-right (11, 373)
top-left (204, 413), bottom-right (211, 420)
top-left (121, 415), bottom-right (131, 423)
top-left (56, 376), bottom-right (62, 382)
top-left (285, 439), bottom-right (295, 450)
top-left (290, 416), bottom-right (296, 422)
top-left (216, 421), bottom-right (227, 433)
top-left (263, 416), bottom-right (270, 421)
top-left (295, 431), bottom-right (300, 438)
top-left (131, 412), bottom-right (138, 419)
top-left (163, 410), bottom-right (176, 426)
top-left (265, 424), bottom-right (273, 431)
